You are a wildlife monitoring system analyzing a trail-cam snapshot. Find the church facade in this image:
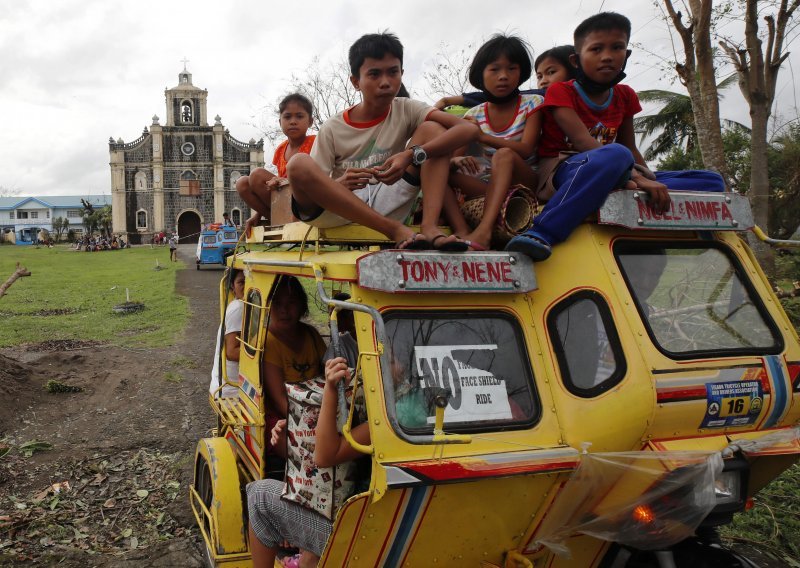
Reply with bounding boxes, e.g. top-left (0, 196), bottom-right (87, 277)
top-left (109, 68), bottom-right (263, 243)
